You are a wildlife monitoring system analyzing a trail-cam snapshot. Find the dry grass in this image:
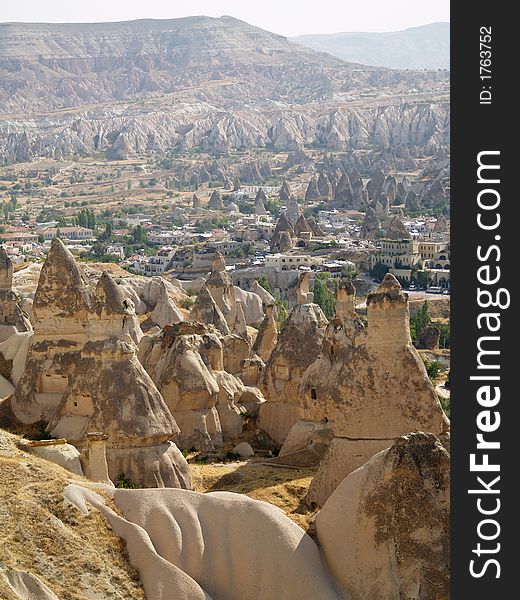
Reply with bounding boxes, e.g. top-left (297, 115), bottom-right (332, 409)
top-left (190, 459), bottom-right (318, 530)
top-left (0, 430), bottom-right (145, 600)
